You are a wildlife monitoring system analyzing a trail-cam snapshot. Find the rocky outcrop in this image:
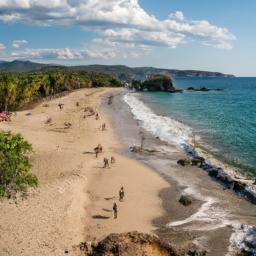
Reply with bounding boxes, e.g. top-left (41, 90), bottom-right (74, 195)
top-left (132, 74), bottom-right (180, 92)
top-left (82, 231), bottom-right (206, 256)
top-left (90, 231), bottom-right (174, 256)
top-left (178, 145), bottom-right (256, 205)
top-left (177, 159), bottom-right (191, 166)
top-left (232, 225), bottom-right (256, 256)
